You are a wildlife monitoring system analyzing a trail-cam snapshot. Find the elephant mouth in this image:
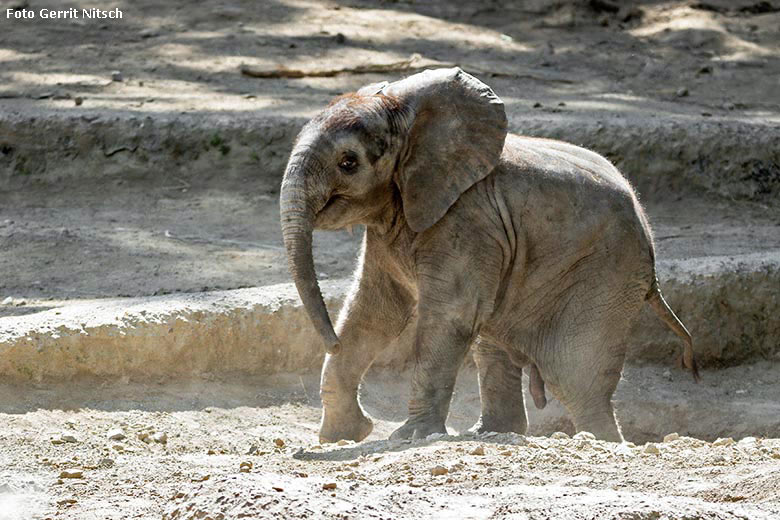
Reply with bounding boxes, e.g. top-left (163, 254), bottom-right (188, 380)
top-left (314, 194), bottom-right (348, 229)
